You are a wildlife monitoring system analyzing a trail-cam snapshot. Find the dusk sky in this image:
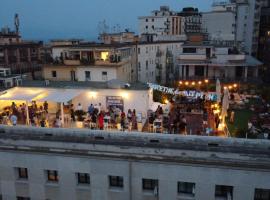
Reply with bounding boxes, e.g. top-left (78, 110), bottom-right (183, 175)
top-left (0, 0), bottom-right (213, 41)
